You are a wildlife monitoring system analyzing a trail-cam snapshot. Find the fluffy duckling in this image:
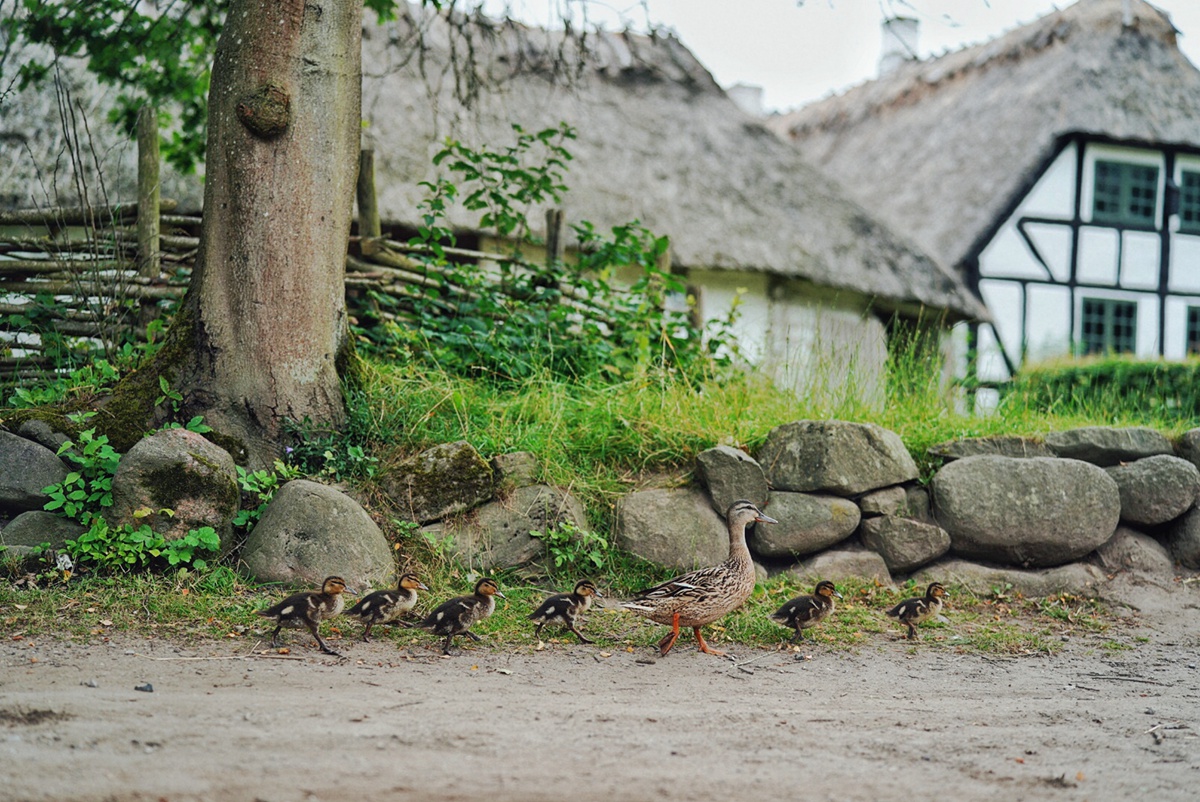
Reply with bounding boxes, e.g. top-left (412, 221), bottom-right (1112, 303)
top-left (771, 580), bottom-right (842, 643)
top-left (418, 577), bottom-right (505, 655)
top-left (346, 572), bottom-right (429, 641)
top-left (622, 500), bottom-right (776, 657)
top-left (256, 575), bottom-right (352, 656)
top-left (886, 582), bottom-right (947, 640)
top-left (529, 580), bottom-right (603, 644)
